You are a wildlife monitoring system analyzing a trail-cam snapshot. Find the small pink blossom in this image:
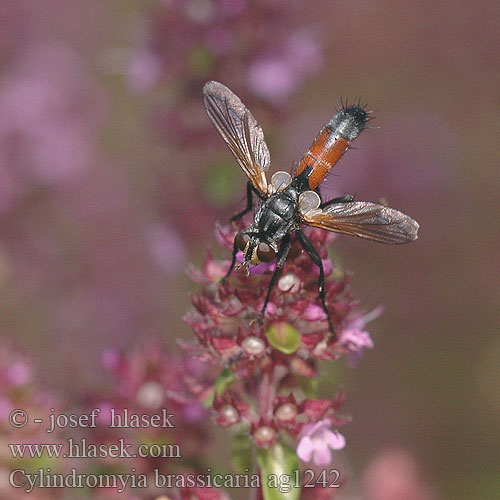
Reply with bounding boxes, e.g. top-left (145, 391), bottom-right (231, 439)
top-left (340, 306), bottom-right (384, 364)
top-left (303, 303), bottom-right (325, 321)
top-left (297, 419), bottom-right (346, 466)
top-left (6, 361), bottom-right (32, 386)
